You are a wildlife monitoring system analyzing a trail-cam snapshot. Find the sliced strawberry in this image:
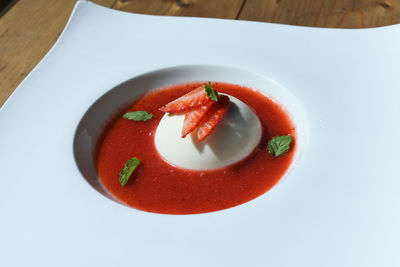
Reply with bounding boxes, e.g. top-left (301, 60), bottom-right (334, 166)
top-left (159, 86), bottom-right (214, 113)
top-left (197, 95), bottom-right (230, 142)
top-left (181, 100), bottom-right (214, 138)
